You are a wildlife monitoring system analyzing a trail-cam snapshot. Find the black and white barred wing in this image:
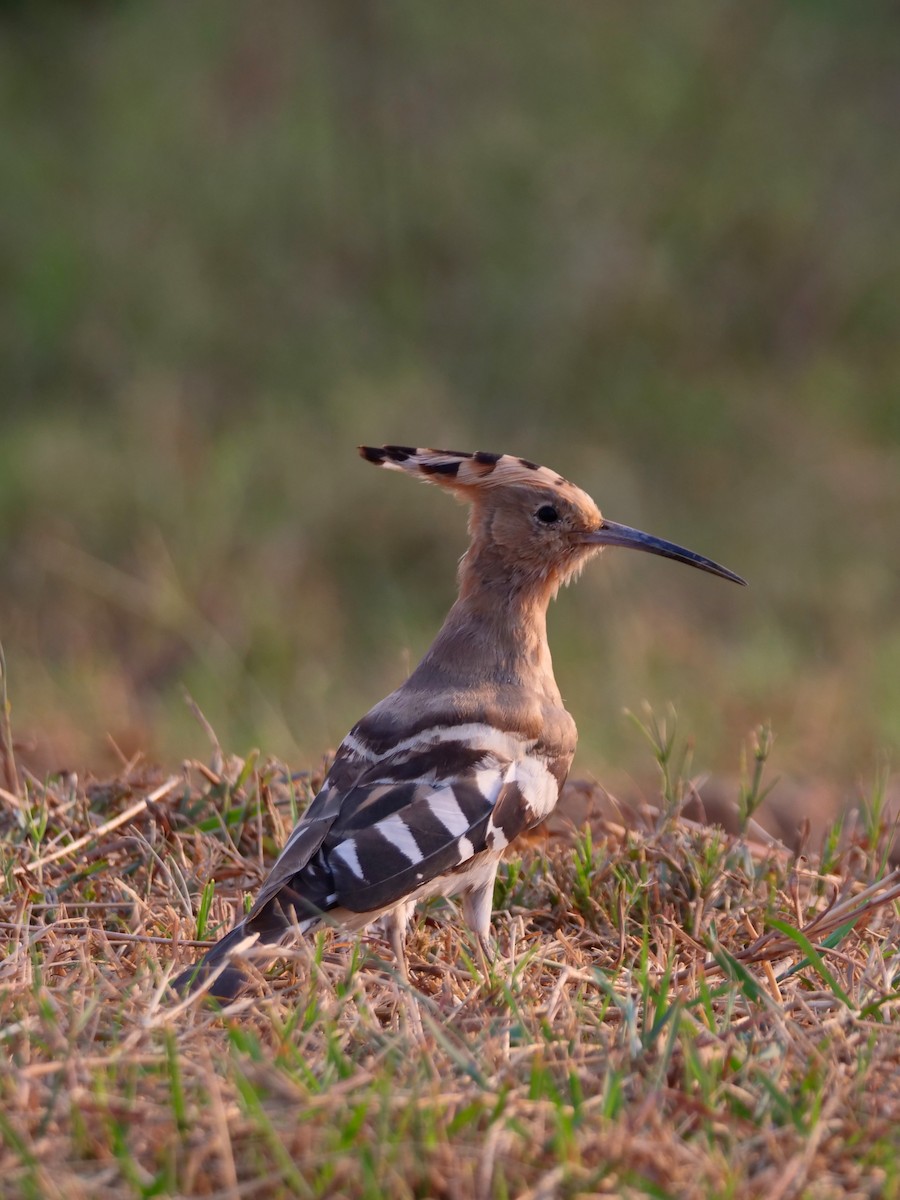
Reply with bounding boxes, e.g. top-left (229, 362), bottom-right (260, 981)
top-left (323, 726), bottom-right (565, 914)
top-left (251, 724), bottom-right (566, 921)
